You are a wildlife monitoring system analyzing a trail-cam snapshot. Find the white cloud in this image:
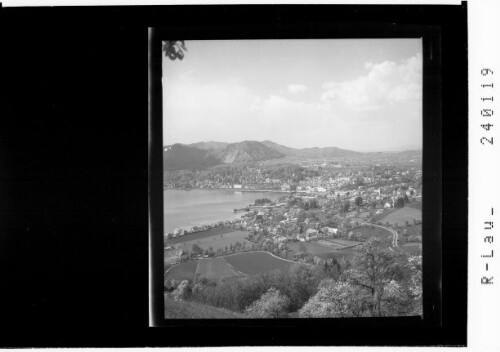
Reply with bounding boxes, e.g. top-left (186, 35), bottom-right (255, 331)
top-left (163, 53), bottom-right (422, 150)
top-left (321, 54), bottom-right (422, 111)
top-left (287, 83), bottom-right (307, 94)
